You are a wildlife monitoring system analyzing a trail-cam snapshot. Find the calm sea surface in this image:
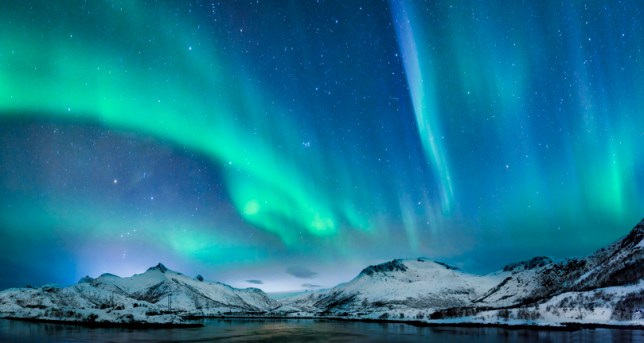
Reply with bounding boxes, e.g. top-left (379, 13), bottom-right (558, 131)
top-left (1, 318), bottom-right (642, 342)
